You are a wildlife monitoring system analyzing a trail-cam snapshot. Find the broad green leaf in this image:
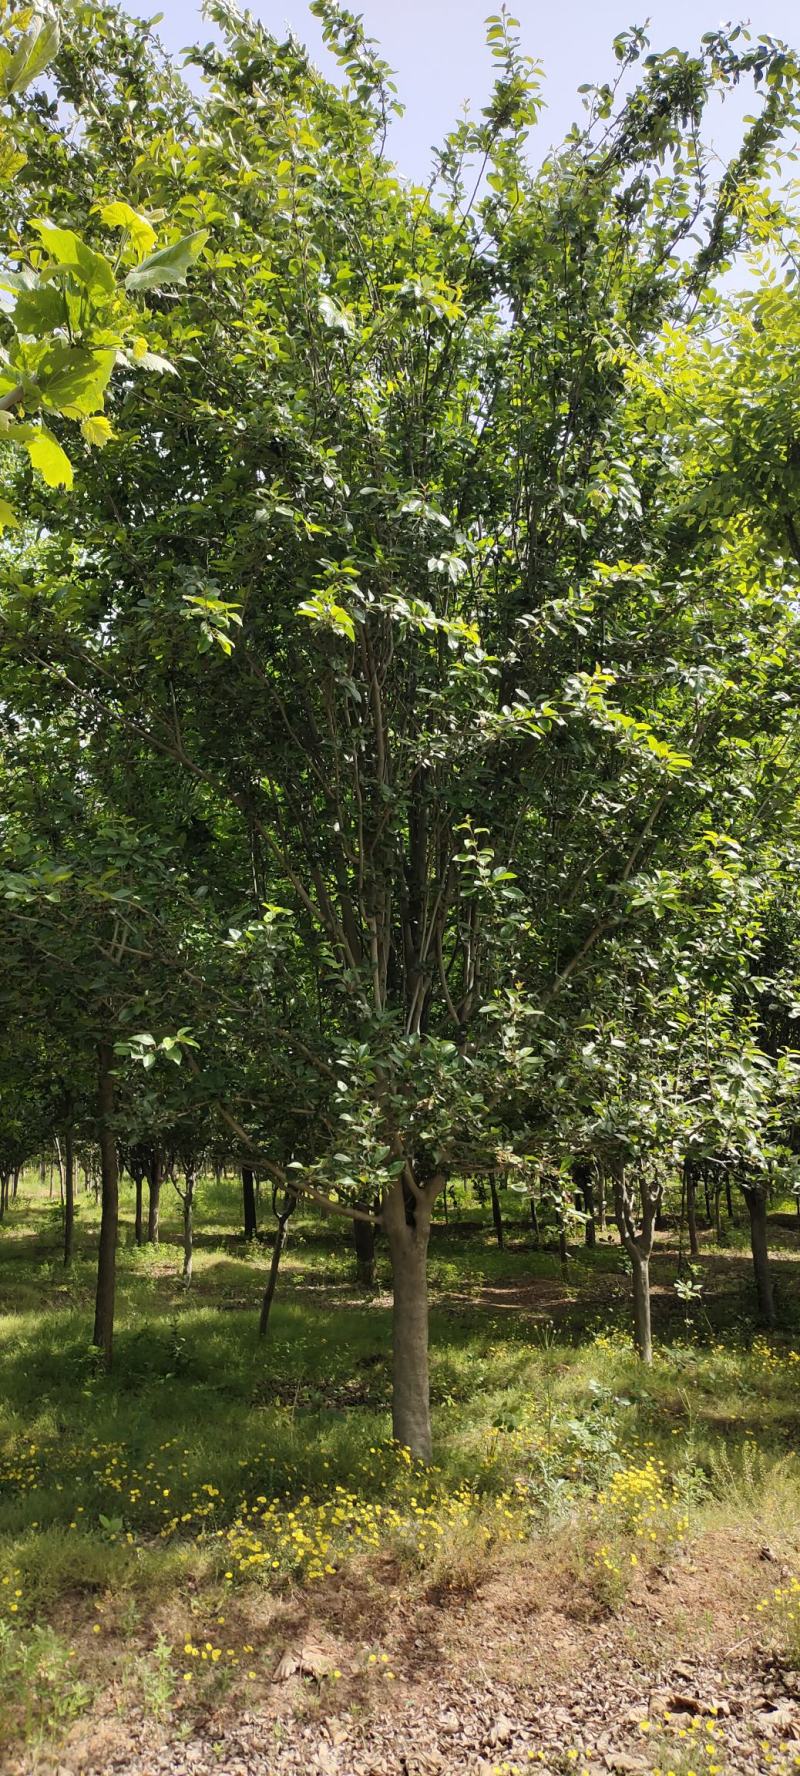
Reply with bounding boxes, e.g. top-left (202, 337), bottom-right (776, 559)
top-left (31, 219), bottom-right (116, 296)
top-left (0, 498), bottom-right (18, 530)
top-left (0, 125), bottom-right (27, 182)
top-left (39, 345), bottom-right (116, 417)
top-left (124, 229), bottom-right (209, 293)
top-left (318, 291), bottom-right (354, 335)
top-left (23, 426), bottom-right (73, 489)
top-left (0, 13), bottom-right (59, 97)
top-left (98, 201), bottom-right (157, 260)
top-left (131, 349), bottom-right (176, 375)
top-left (81, 414), bottom-right (114, 449)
